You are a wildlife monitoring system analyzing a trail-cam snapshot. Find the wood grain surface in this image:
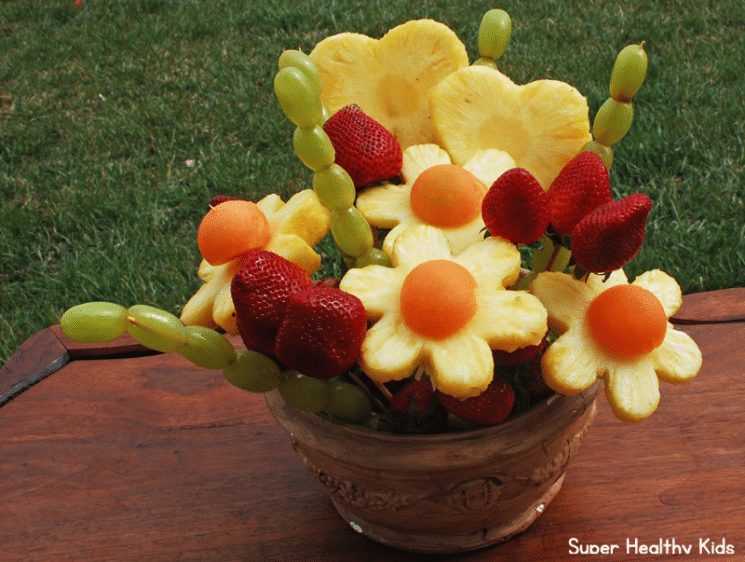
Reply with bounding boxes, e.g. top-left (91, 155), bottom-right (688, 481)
top-left (1, 289), bottom-right (744, 562)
